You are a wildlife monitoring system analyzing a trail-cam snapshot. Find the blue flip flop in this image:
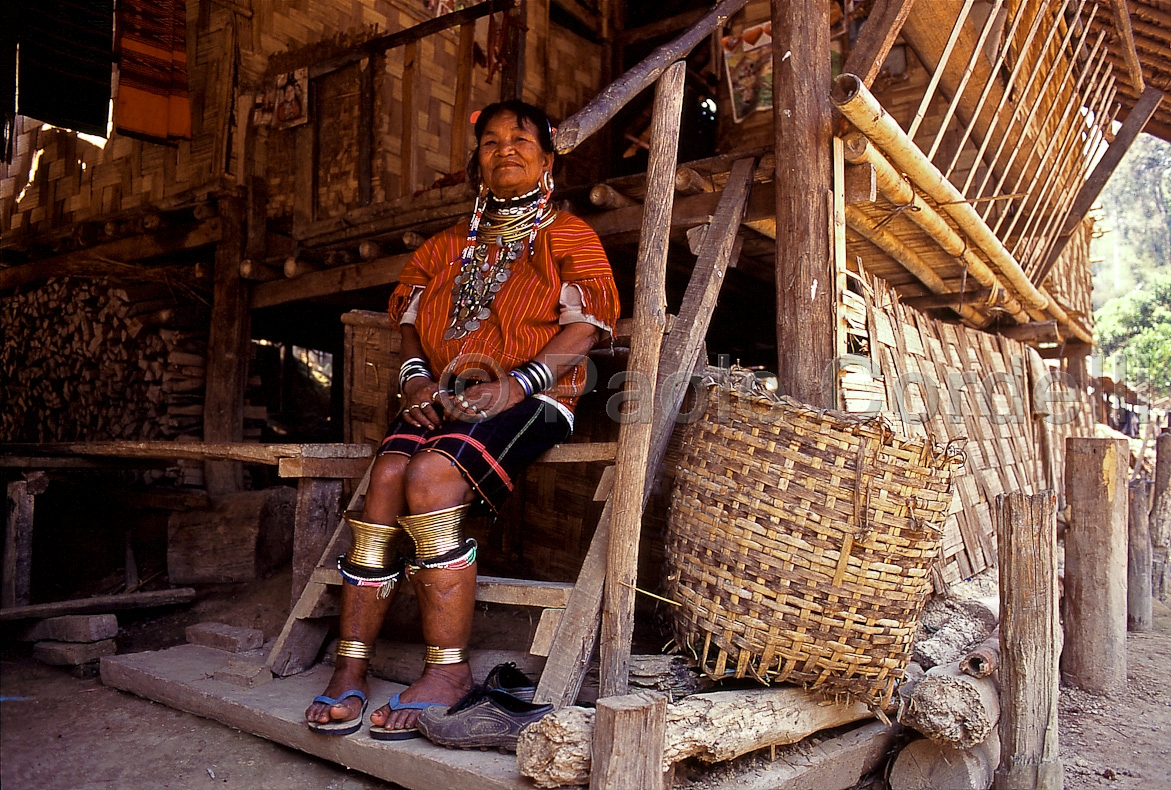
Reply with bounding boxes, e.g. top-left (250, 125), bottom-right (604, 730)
top-left (369, 692), bottom-right (447, 741)
top-left (307, 689), bottom-right (368, 736)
